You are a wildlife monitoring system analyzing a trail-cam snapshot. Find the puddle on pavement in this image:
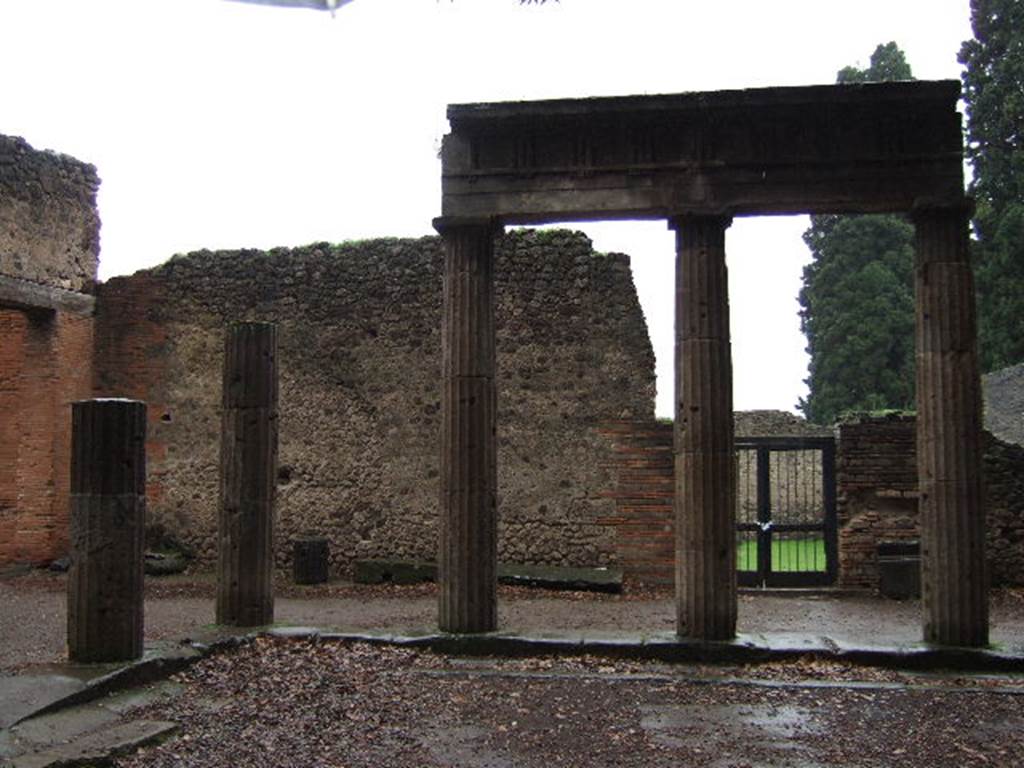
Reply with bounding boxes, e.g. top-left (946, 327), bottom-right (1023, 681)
top-left (641, 703), bottom-right (827, 765)
top-left (421, 721), bottom-right (516, 768)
